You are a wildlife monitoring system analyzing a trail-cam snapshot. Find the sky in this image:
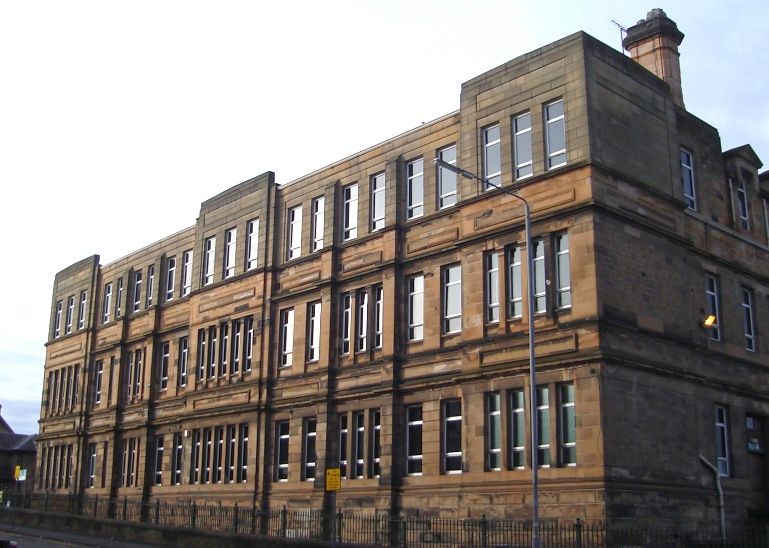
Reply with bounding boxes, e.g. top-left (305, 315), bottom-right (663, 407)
top-left (0, 1), bottom-right (767, 435)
